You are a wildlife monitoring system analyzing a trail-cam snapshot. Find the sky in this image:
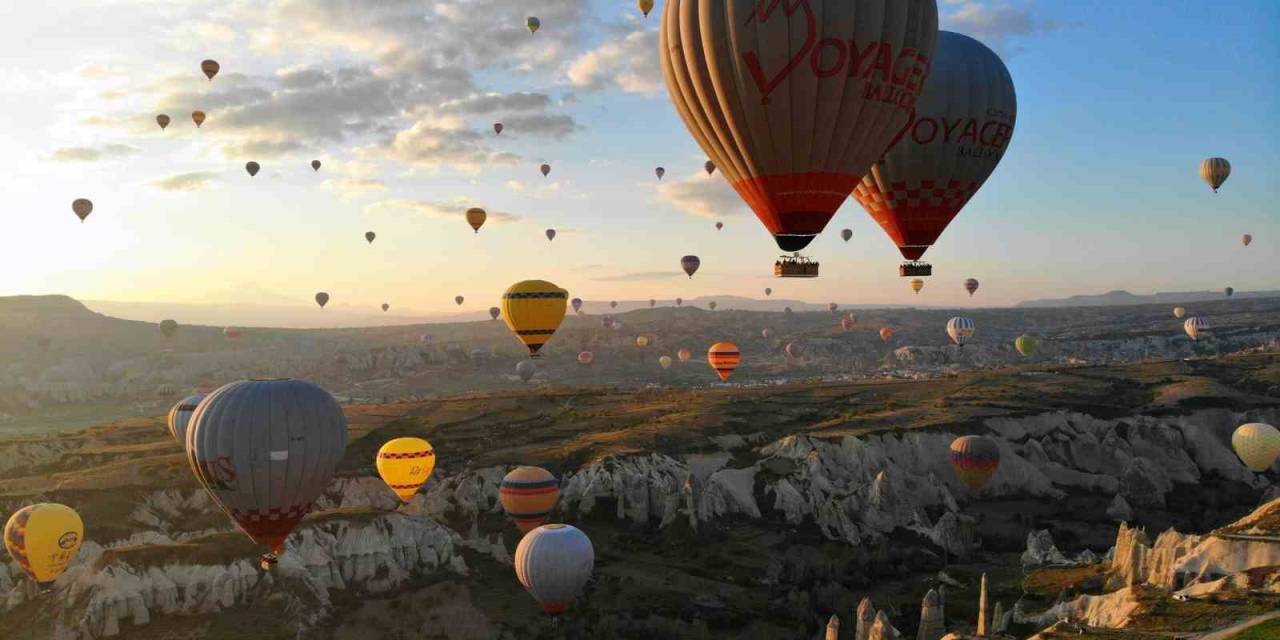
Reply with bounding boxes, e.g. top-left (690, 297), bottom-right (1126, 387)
top-left (0, 0), bottom-right (1276, 323)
